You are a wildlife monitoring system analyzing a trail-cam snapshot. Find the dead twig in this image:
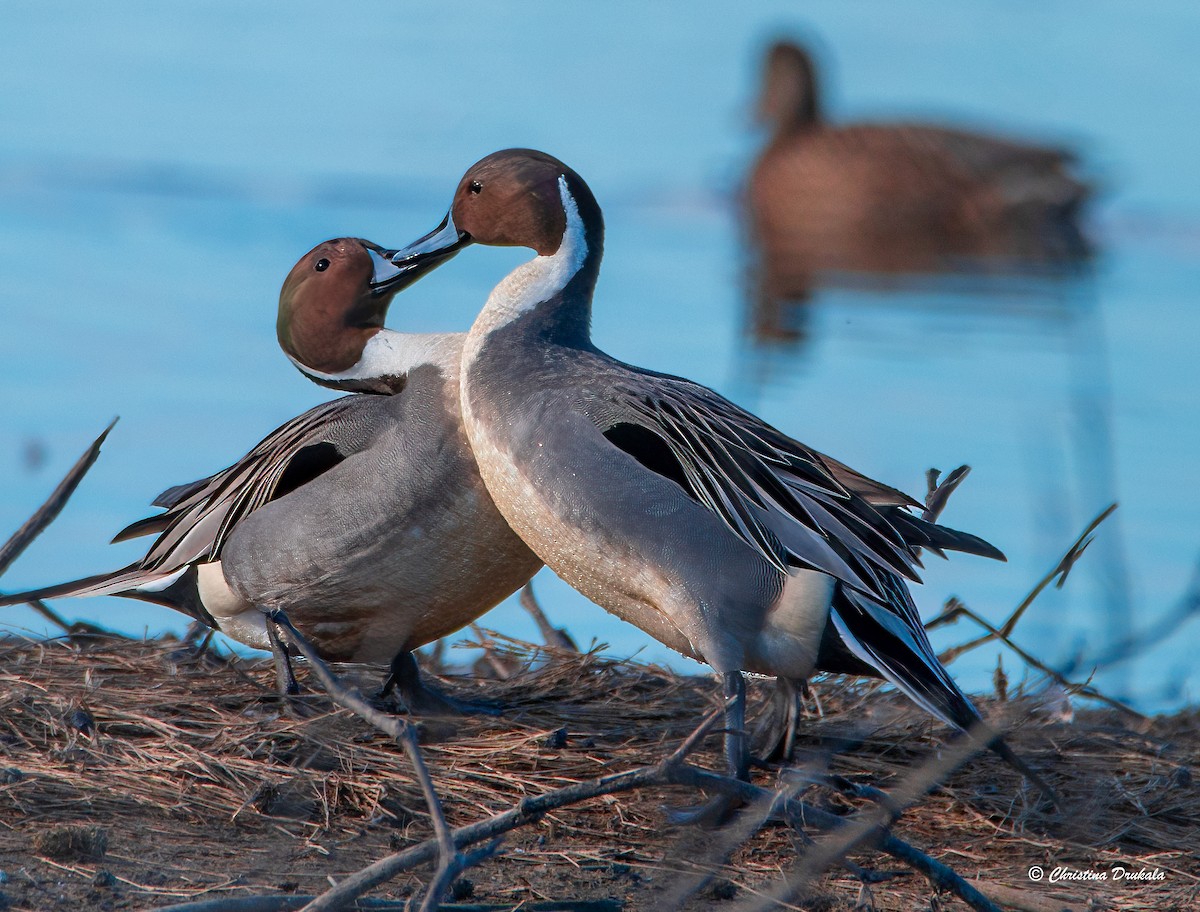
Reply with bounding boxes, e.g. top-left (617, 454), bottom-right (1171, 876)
top-left (737, 721), bottom-right (1000, 912)
top-left (925, 504), bottom-right (1138, 715)
top-left (935, 597), bottom-right (1141, 718)
top-left (23, 596), bottom-right (114, 638)
top-left (268, 610), bottom-right (474, 912)
top-left (928, 503), bottom-right (1117, 646)
top-left (0, 419), bottom-right (117, 577)
top-left (922, 465), bottom-right (972, 523)
top-left (520, 581), bottom-right (578, 652)
top-left (0, 419), bottom-right (123, 638)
